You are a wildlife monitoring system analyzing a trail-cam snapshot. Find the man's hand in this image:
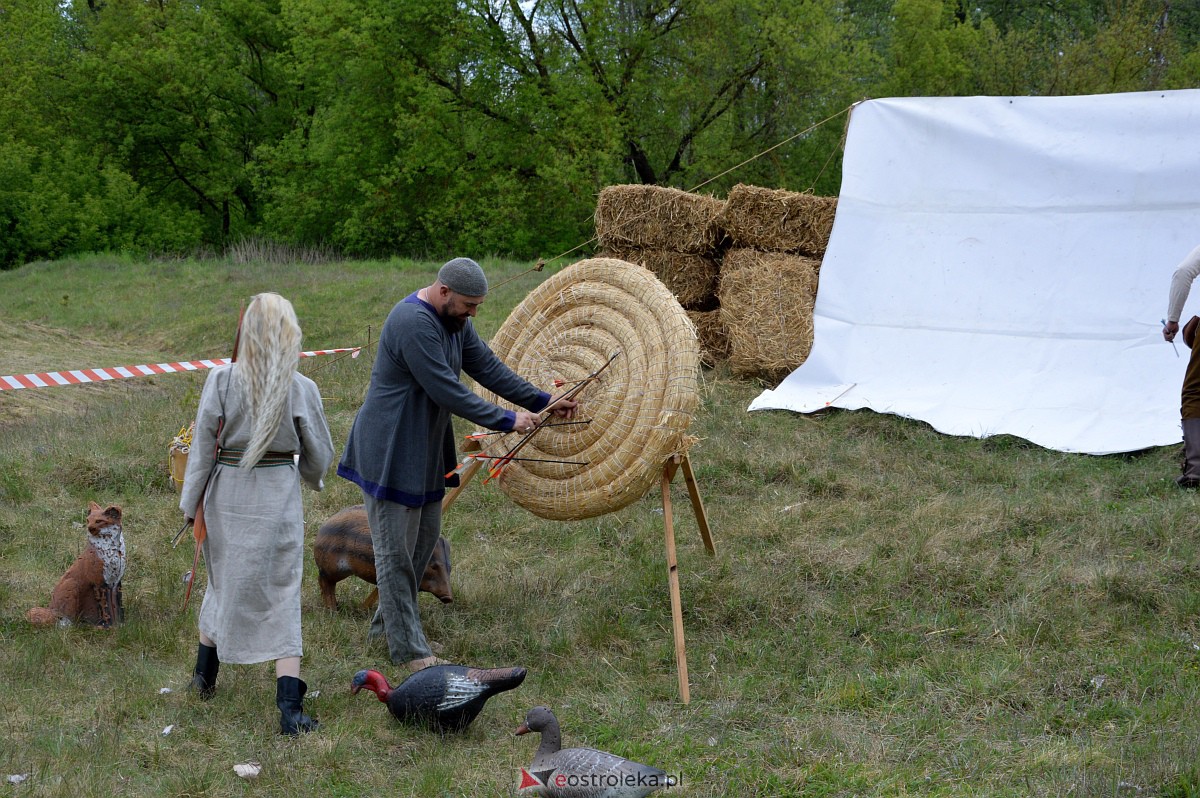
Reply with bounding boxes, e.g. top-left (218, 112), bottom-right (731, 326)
top-left (546, 395), bottom-right (579, 420)
top-left (1164, 319), bottom-right (1180, 342)
top-left (513, 410), bottom-right (541, 434)
top-left (512, 396), bottom-right (579, 434)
